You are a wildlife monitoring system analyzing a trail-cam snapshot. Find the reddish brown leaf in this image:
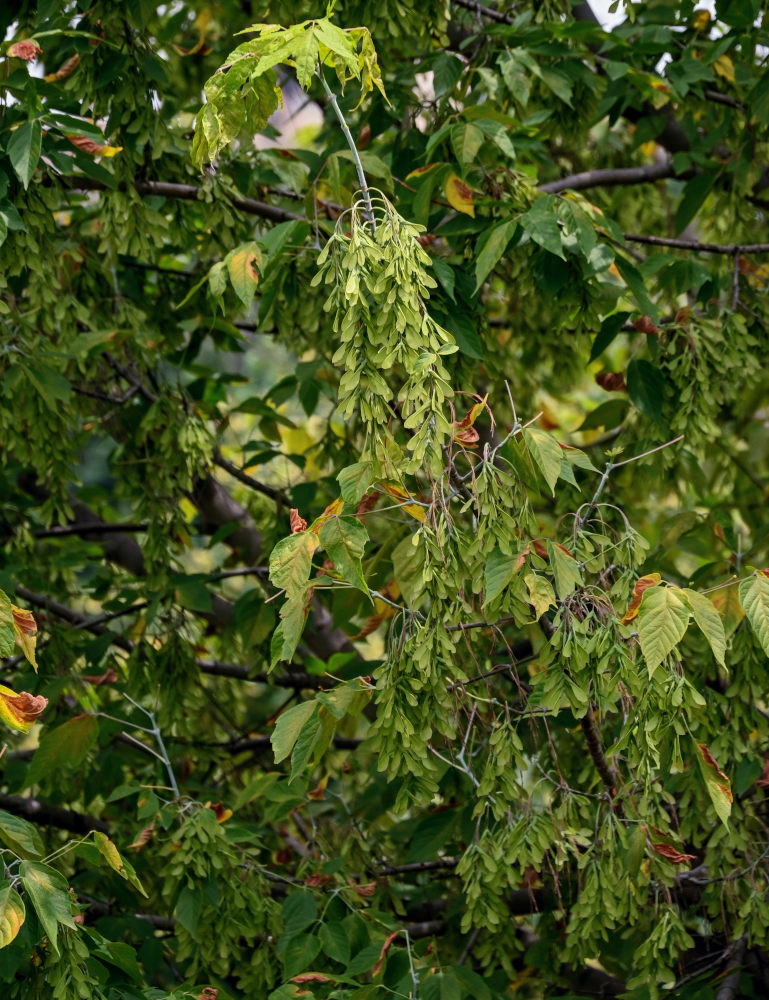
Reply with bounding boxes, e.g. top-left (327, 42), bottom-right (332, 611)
top-left (307, 778), bottom-right (327, 800)
top-left (621, 573), bottom-right (662, 624)
top-left (652, 842), bottom-right (697, 864)
top-left (595, 371), bottom-right (627, 392)
top-left (531, 539), bottom-right (547, 560)
top-left (45, 53), bottom-right (80, 82)
top-left (81, 668), bottom-right (119, 686)
top-left (11, 607), bottom-right (36, 635)
top-left (454, 426), bottom-right (480, 446)
top-left (128, 821), bottom-right (155, 851)
top-left (634, 315), bottom-right (661, 336)
top-left (290, 508), bottom-right (308, 534)
top-left (417, 233), bottom-right (436, 246)
top-left (350, 881), bottom-right (377, 897)
top-left (372, 930), bottom-right (399, 976)
top-left (0, 689), bottom-right (48, 732)
top-left (206, 801), bottom-right (233, 823)
top-left (698, 743), bottom-right (731, 793)
top-left (8, 41), bottom-right (42, 60)
top-left (358, 124), bottom-right (371, 149)
top-left (355, 490), bottom-right (378, 522)
top-left (291, 974), bottom-right (332, 984)
top-left (66, 134), bottom-right (122, 157)
top-left (197, 990), bottom-right (219, 1000)
top-left (304, 873), bottom-right (331, 887)
top-left (757, 760), bottom-right (769, 788)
